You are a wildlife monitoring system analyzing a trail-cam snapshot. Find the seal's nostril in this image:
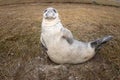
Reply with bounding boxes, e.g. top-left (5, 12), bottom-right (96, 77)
top-left (46, 13), bottom-right (48, 17)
